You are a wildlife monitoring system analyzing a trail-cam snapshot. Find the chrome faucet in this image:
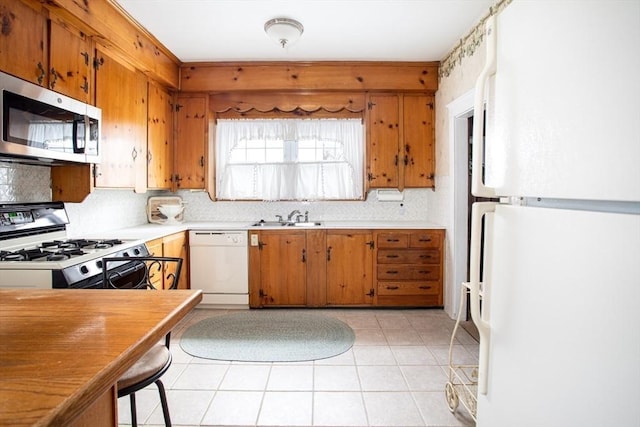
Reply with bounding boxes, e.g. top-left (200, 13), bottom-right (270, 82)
top-left (287, 210), bottom-right (301, 222)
